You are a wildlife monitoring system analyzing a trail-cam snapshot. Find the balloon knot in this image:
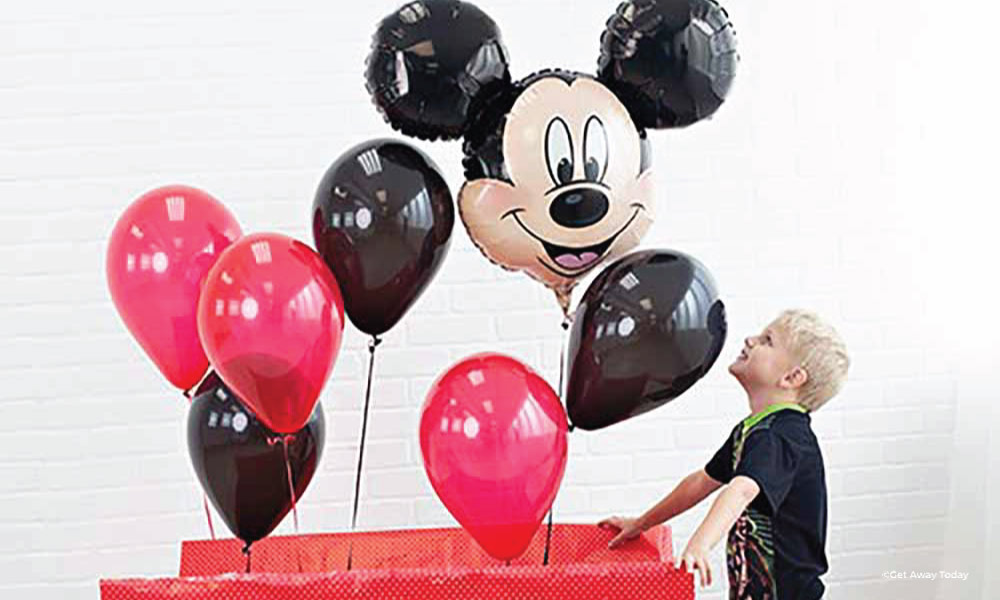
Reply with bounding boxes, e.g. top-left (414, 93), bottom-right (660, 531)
top-left (241, 543), bottom-right (252, 555)
top-left (369, 336), bottom-right (383, 352)
top-left (267, 434), bottom-right (296, 447)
